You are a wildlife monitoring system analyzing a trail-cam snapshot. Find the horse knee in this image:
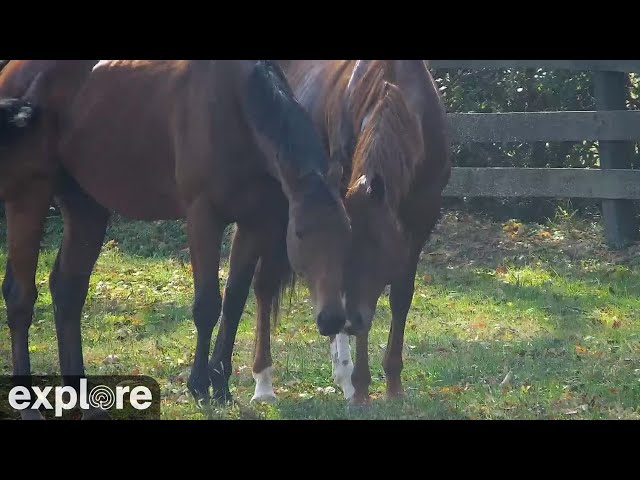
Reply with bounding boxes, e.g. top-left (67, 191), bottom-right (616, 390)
top-left (49, 263), bottom-right (90, 316)
top-left (2, 269), bottom-right (37, 330)
top-left (192, 288), bottom-right (222, 331)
